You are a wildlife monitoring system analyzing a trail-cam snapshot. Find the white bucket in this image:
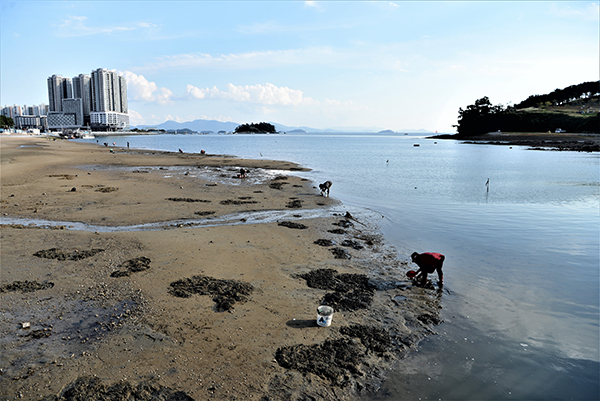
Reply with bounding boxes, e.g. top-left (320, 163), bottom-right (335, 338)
top-left (316, 305), bottom-right (334, 327)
